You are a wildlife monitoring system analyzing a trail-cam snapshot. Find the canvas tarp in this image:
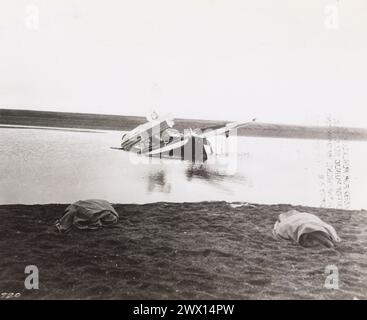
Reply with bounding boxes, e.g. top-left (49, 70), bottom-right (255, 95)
top-left (55, 199), bottom-right (119, 232)
top-left (273, 210), bottom-right (341, 247)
